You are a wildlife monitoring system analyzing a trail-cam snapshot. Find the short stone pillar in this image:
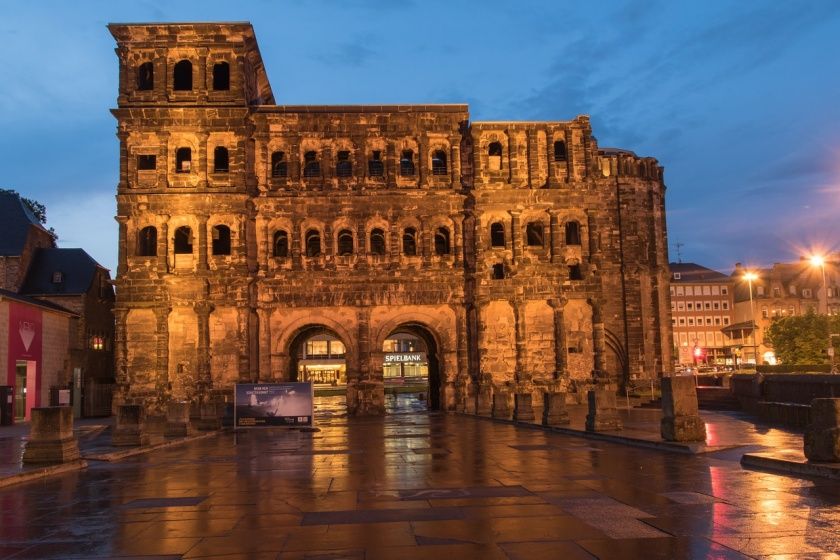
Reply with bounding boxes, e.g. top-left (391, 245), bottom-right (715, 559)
top-left (585, 390), bottom-right (623, 432)
top-left (165, 402), bottom-right (191, 438)
top-left (463, 383), bottom-right (477, 415)
top-left (492, 391), bottom-right (511, 420)
top-left (542, 392), bottom-right (570, 426)
top-left (513, 393), bottom-right (535, 423)
top-left (805, 398), bottom-right (840, 462)
top-left (22, 407), bottom-right (80, 464)
top-left (348, 380), bottom-right (385, 416)
top-left (476, 384), bottom-right (493, 416)
top-left (112, 405), bottom-right (150, 446)
top-left (660, 376), bottom-right (706, 442)
top-left (195, 402), bottom-right (222, 431)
